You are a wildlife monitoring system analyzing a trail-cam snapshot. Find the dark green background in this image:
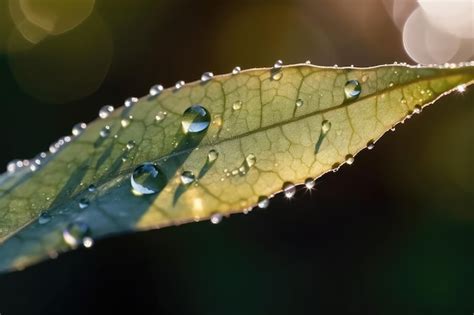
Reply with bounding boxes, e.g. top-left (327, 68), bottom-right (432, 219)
top-left (0, 0), bottom-right (473, 314)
